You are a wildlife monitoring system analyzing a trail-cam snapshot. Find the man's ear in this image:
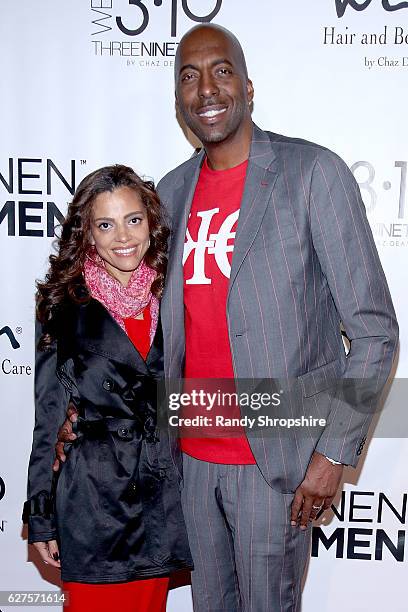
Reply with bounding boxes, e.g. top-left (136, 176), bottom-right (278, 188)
top-left (247, 79), bottom-right (254, 105)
